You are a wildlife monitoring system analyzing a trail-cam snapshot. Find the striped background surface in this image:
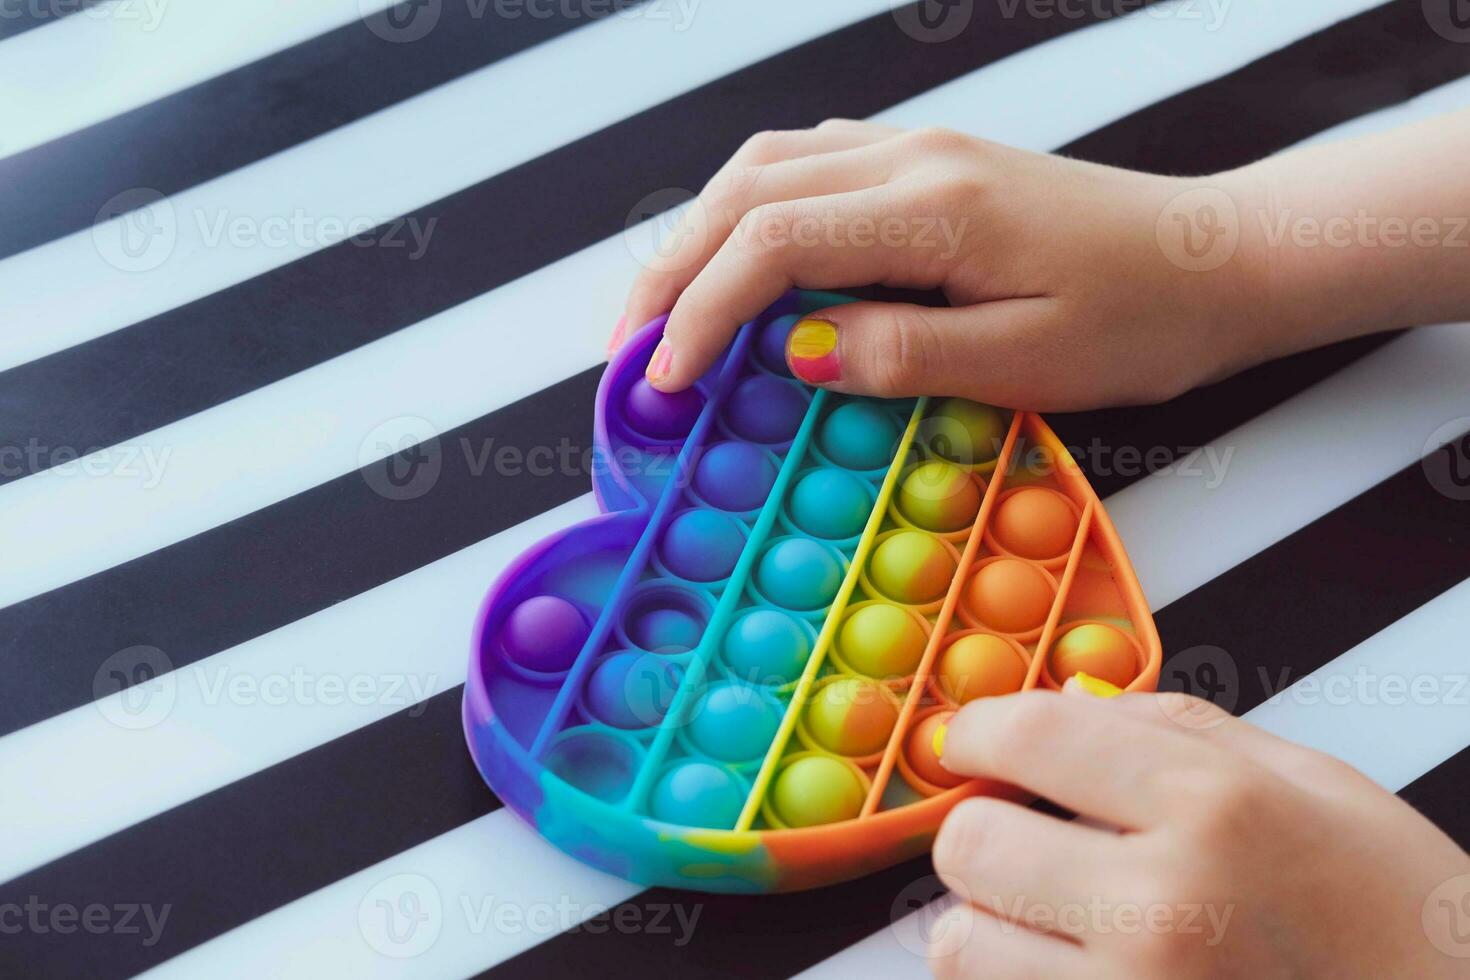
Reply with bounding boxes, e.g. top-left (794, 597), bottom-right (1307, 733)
top-left (2, 0), bottom-right (1469, 976)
